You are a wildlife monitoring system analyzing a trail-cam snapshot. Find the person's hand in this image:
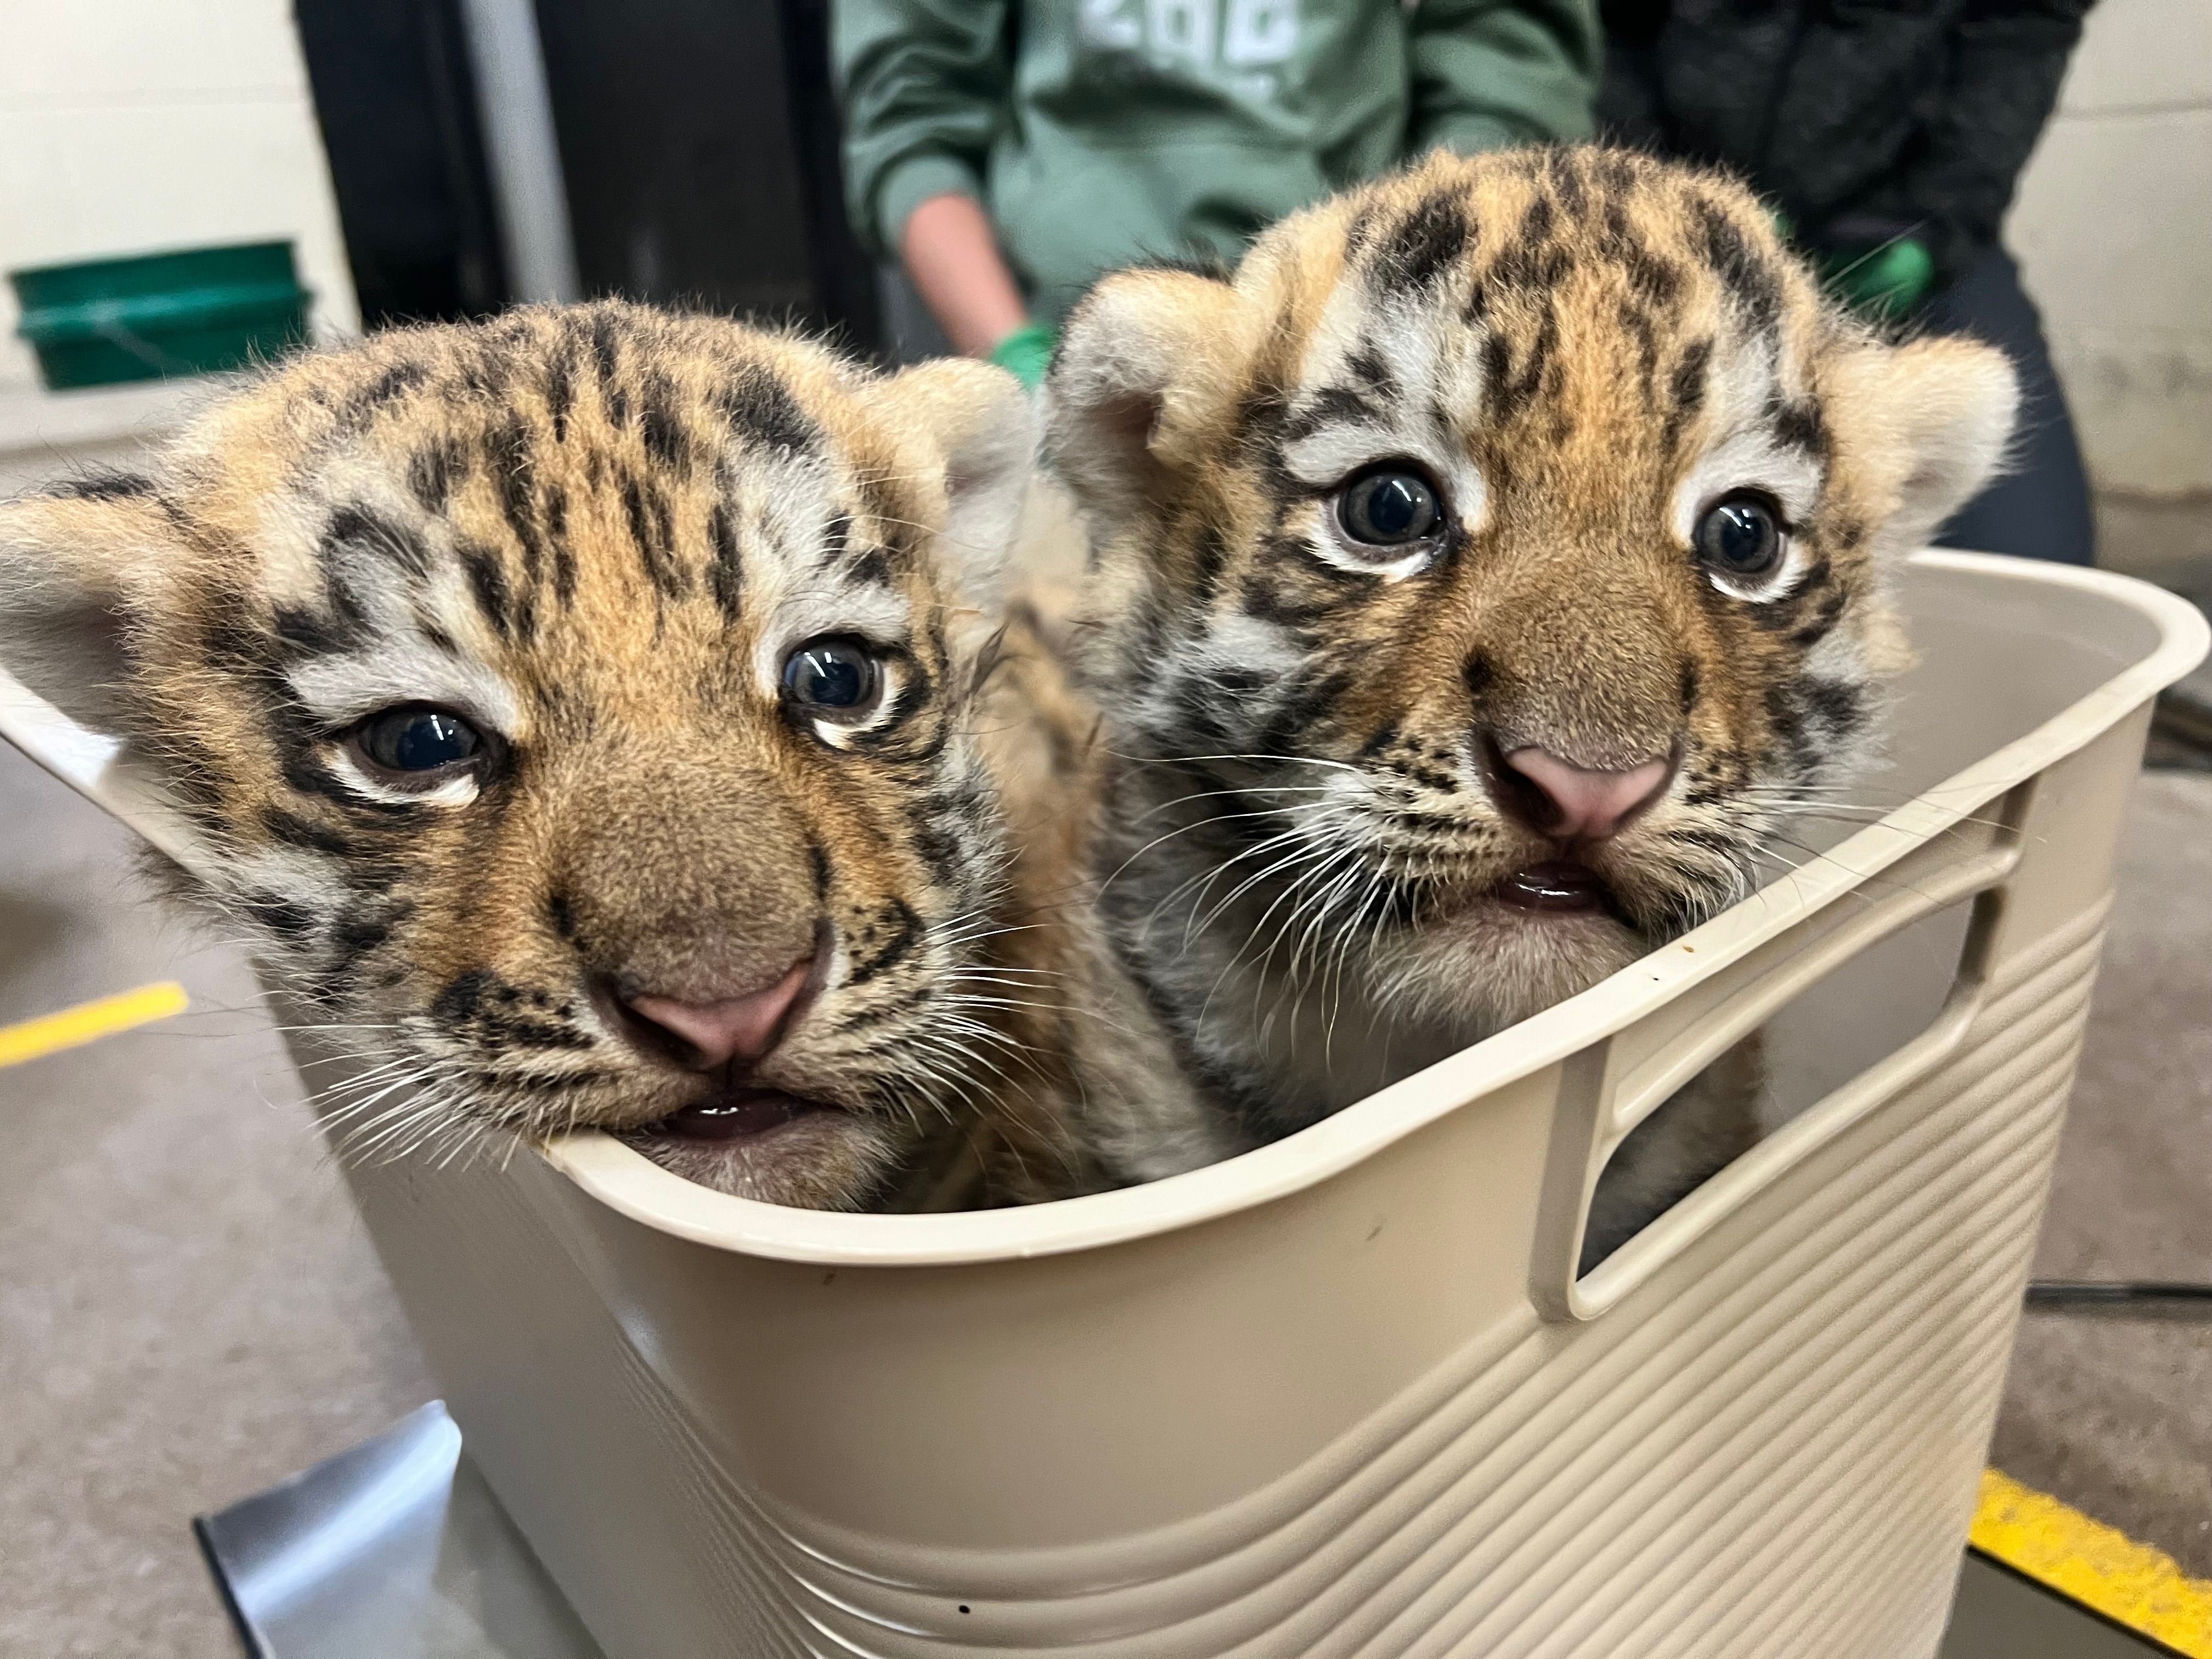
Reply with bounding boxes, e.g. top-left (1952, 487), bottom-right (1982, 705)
top-left (902, 194), bottom-right (1033, 358)
top-left (988, 322), bottom-right (1056, 391)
